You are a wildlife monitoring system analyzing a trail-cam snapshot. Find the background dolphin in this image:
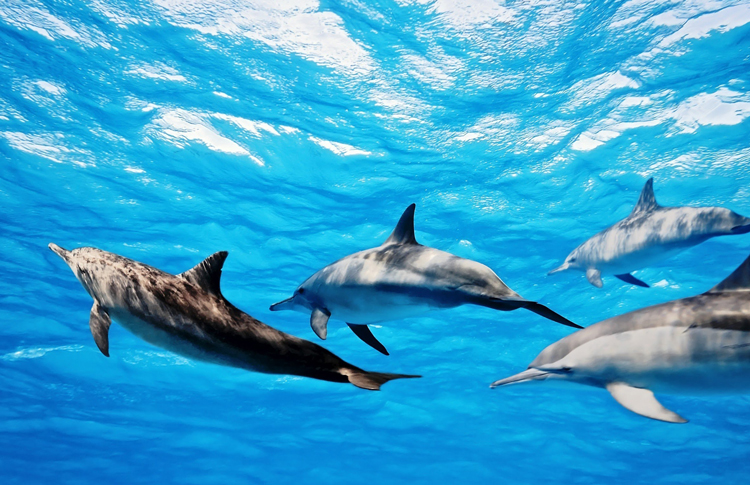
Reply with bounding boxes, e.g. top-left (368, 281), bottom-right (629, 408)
top-left (549, 178), bottom-right (750, 288)
top-left (492, 253), bottom-right (750, 423)
top-left (271, 204), bottom-right (579, 355)
top-left (49, 243), bottom-right (418, 390)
